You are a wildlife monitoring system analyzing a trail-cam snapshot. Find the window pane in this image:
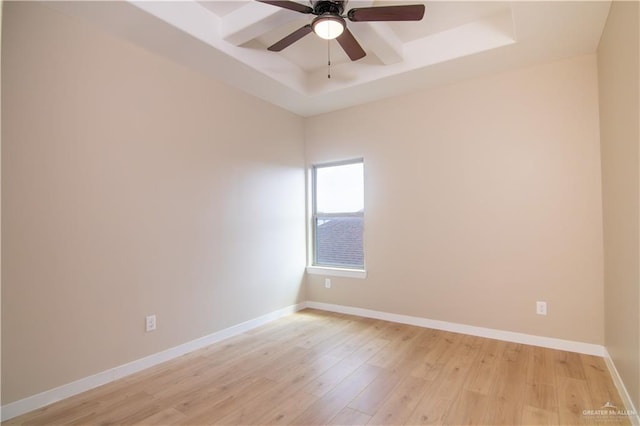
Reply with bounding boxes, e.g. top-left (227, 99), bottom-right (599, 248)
top-left (316, 162), bottom-right (364, 214)
top-left (316, 216), bottom-right (364, 268)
